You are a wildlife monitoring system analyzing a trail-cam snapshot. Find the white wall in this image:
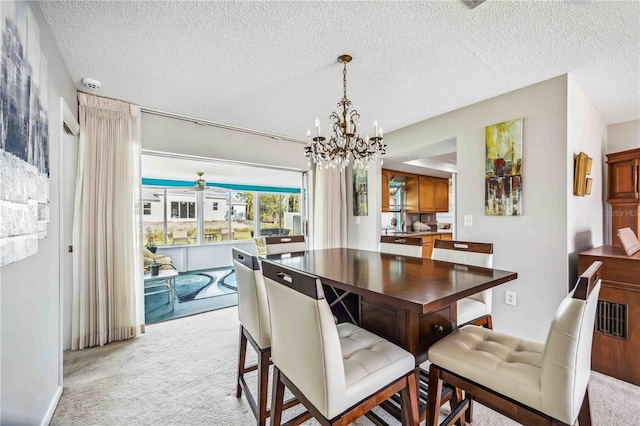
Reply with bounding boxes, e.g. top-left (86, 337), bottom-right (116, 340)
top-left (360, 76), bottom-right (570, 342)
top-left (142, 113), bottom-right (308, 171)
top-left (607, 119), bottom-right (639, 154)
top-left (1, 2), bottom-right (78, 423)
top-left (566, 76), bottom-right (606, 285)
